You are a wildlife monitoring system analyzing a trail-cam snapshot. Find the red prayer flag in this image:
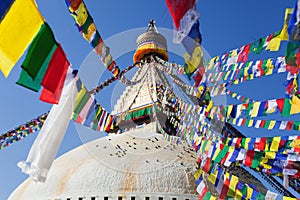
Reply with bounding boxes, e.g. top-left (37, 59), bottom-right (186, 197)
top-left (235, 137), bottom-right (242, 148)
top-left (276, 98), bottom-right (284, 113)
top-left (202, 157), bottom-right (211, 173)
top-left (244, 150), bottom-right (254, 167)
top-left (220, 176), bottom-right (230, 199)
top-left (40, 44), bottom-right (70, 104)
top-left (165, 0), bottom-right (196, 29)
top-left (255, 138), bottom-right (266, 151)
top-left (286, 121), bottom-right (294, 130)
top-left (220, 152), bottom-right (229, 165)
